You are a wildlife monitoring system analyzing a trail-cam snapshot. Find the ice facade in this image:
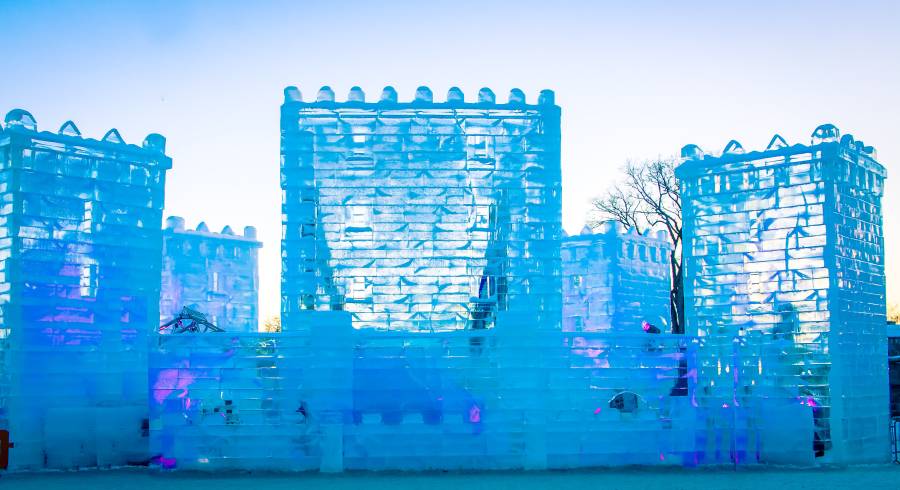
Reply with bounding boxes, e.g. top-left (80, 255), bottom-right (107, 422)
top-left (149, 327), bottom-right (822, 471)
top-left (160, 217), bottom-right (262, 332)
top-left (0, 110), bottom-right (170, 470)
top-left (888, 324), bottom-right (899, 419)
top-left (280, 85), bottom-right (562, 332)
top-left (676, 125), bottom-right (889, 463)
top-left (562, 223), bottom-right (671, 333)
